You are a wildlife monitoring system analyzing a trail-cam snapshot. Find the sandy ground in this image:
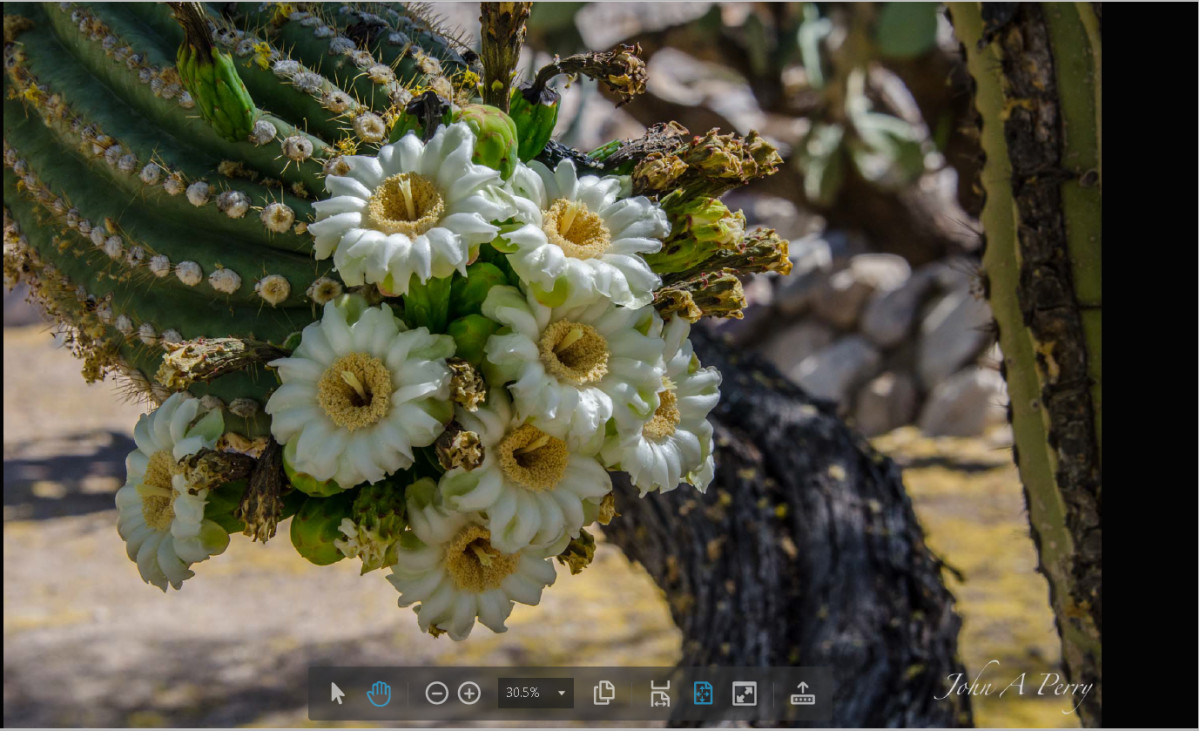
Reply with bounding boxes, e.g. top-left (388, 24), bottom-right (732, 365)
top-left (2, 310), bottom-right (1076, 728)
